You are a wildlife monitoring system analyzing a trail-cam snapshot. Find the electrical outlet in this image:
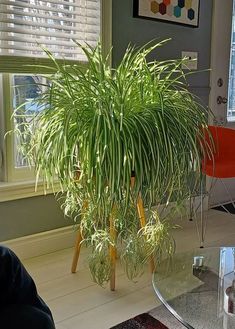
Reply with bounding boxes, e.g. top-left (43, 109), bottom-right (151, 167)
top-left (181, 51), bottom-right (198, 70)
